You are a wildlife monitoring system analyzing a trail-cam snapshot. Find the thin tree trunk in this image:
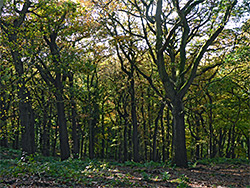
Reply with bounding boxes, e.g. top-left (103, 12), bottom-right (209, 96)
top-left (226, 128), bottom-right (232, 158)
top-left (42, 109), bottom-right (49, 156)
top-left (153, 102), bottom-right (165, 161)
top-left (166, 107), bottom-right (170, 160)
top-left (101, 103), bottom-right (105, 159)
top-left (128, 122), bottom-right (132, 160)
top-left (161, 113), bottom-right (165, 162)
top-left (88, 112), bottom-right (95, 159)
top-left (141, 91), bottom-right (147, 161)
top-left (130, 77), bottom-right (139, 162)
top-left (52, 120), bottom-right (58, 157)
top-left (69, 73), bottom-right (79, 159)
top-left (71, 99), bottom-right (79, 159)
top-left (123, 121), bottom-right (128, 161)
